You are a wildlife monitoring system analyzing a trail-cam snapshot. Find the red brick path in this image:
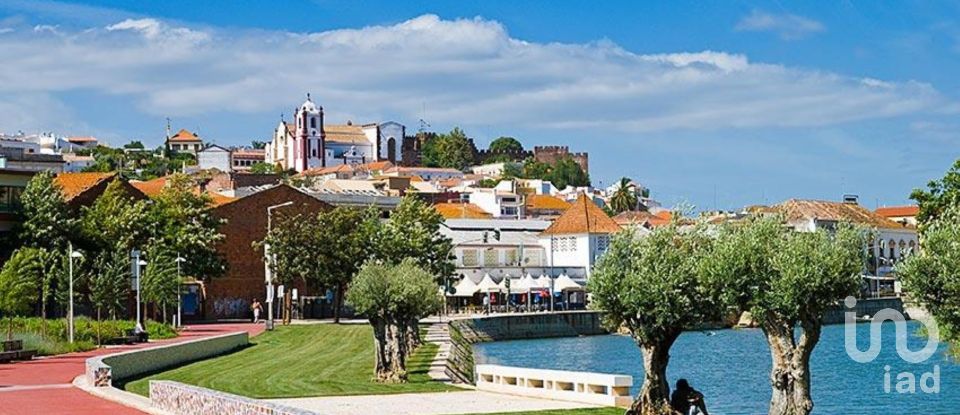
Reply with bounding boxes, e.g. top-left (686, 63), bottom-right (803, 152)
top-left (0, 323), bottom-right (265, 415)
